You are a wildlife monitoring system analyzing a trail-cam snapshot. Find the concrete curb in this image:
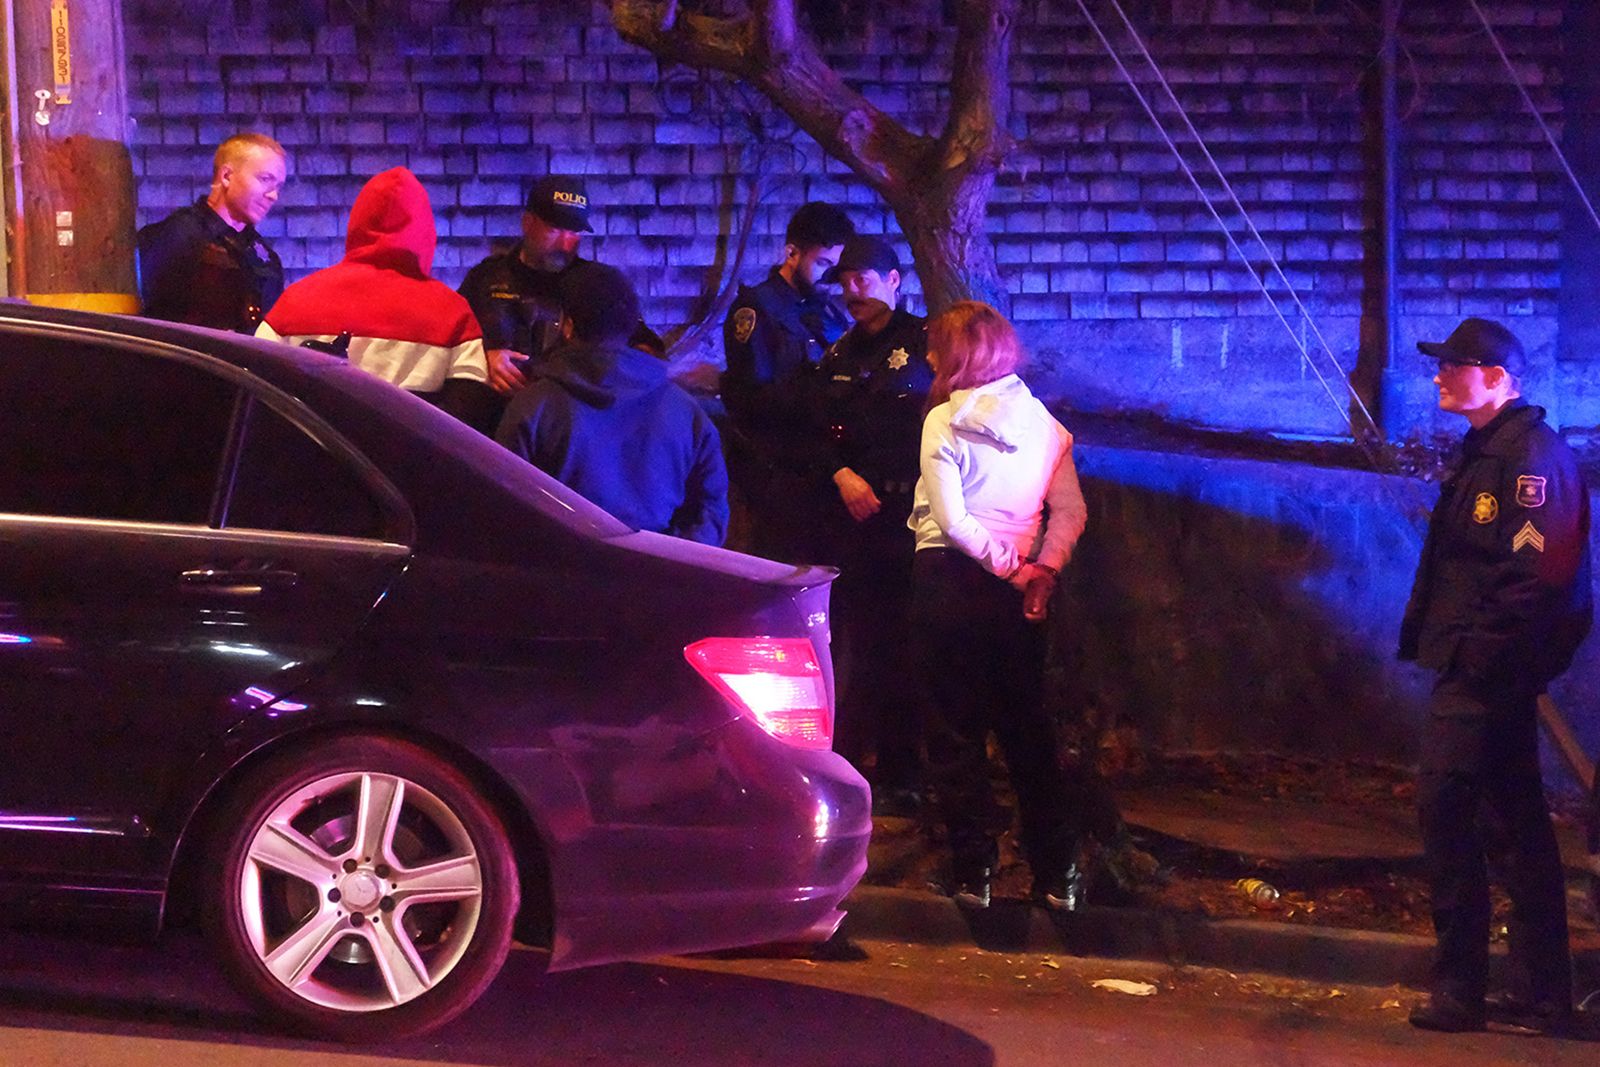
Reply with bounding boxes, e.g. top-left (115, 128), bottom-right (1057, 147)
top-left (840, 886), bottom-right (1436, 987)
